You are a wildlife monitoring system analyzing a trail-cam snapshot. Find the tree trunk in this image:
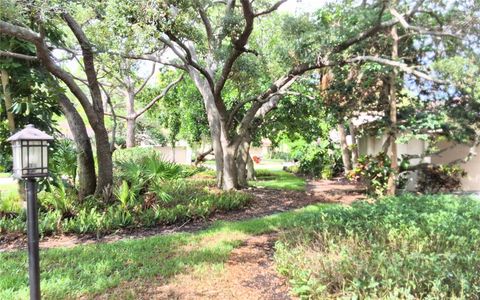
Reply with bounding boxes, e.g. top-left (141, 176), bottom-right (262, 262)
top-left (338, 123), bottom-right (352, 175)
top-left (125, 88), bottom-right (136, 148)
top-left (220, 123), bottom-right (239, 190)
top-left (58, 94), bottom-right (96, 199)
top-left (246, 151), bottom-right (255, 180)
top-left (236, 138), bottom-right (250, 187)
top-left (222, 144), bottom-right (239, 190)
top-left (1, 69), bottom-right (24, 202)
top-left (1, 69), bottom-right (15, 132)
top-left (93, 125), bottom-right (113, 196)
top-left (126, 117), bottom-right (136, 148)
top-left (349, 120), bottom-right (359, 167)
top-left (211, 119), bottom-right (224, 188)
top-left (236, 134), bottom-right (255, 187)
top-left (387, 25), bottom-right (399, 196)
